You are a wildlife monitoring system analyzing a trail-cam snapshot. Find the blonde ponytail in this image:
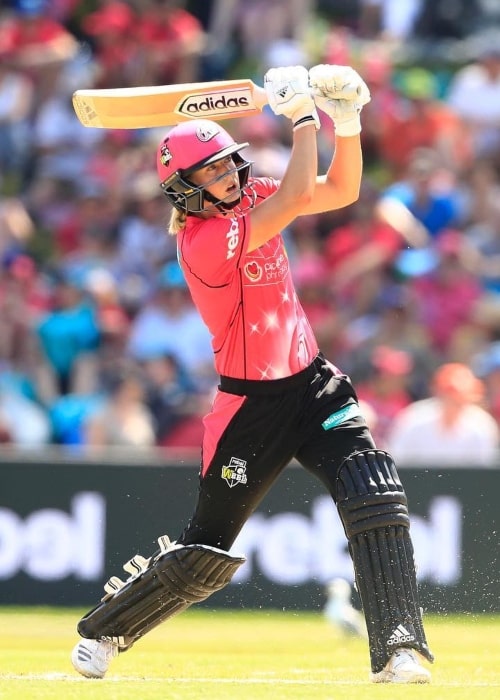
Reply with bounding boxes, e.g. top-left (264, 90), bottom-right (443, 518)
top-left (168, 208), bottom-right (187, 235)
